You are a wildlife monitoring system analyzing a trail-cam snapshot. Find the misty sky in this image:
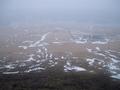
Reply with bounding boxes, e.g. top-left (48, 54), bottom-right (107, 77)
top-left (0, 0), bottom-right (120, 26)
